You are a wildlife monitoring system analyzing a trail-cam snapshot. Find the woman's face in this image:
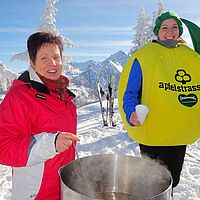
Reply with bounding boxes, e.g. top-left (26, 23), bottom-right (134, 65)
top-left (158, 18), bottom-right (179, 41)
top-left (30, 44), bottom-right (62, 80)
